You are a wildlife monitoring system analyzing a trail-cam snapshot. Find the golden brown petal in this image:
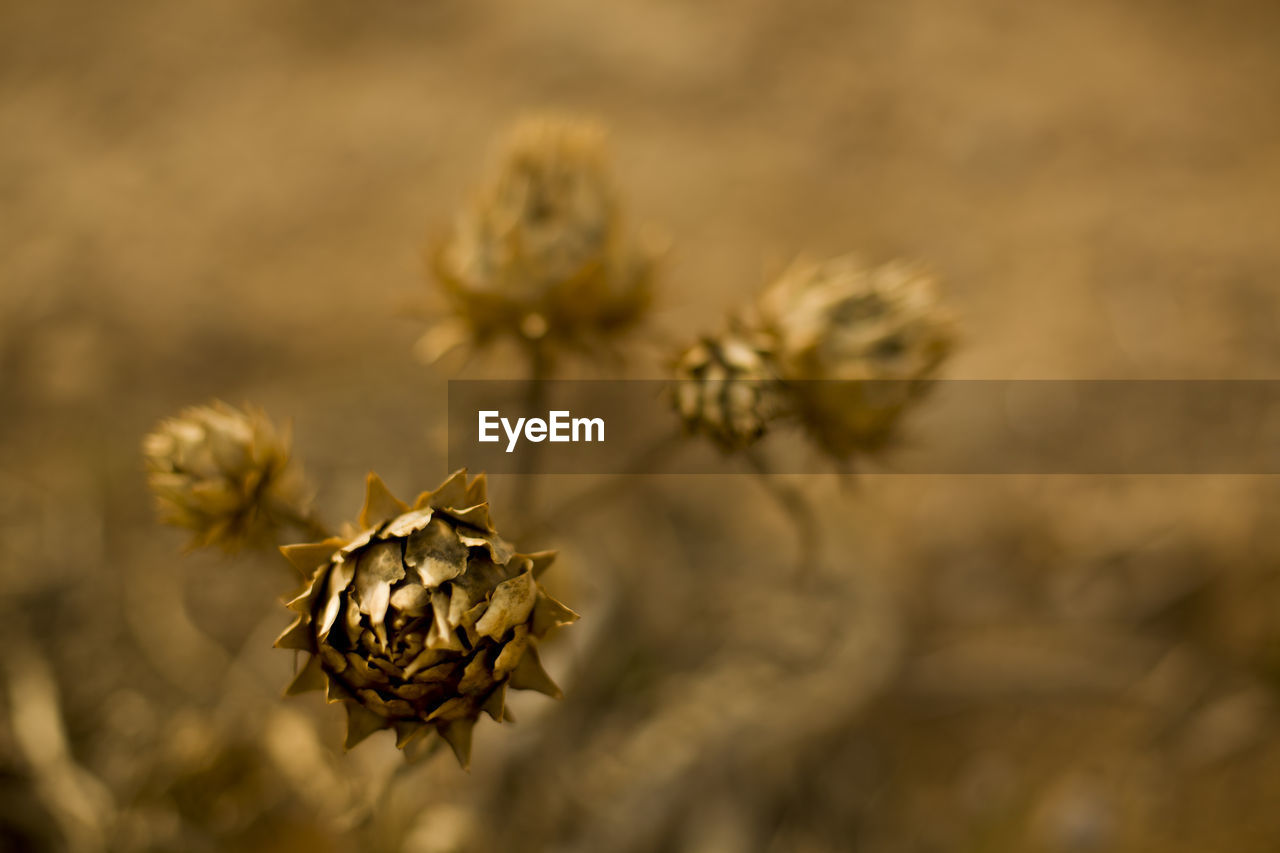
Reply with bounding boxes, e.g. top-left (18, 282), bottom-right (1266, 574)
top-left (509, 645), bottom-right (561, 699)
top-left (359, 472), bottom-right (409, 530)
top-left (280, 540), bottom-right (342, 578)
